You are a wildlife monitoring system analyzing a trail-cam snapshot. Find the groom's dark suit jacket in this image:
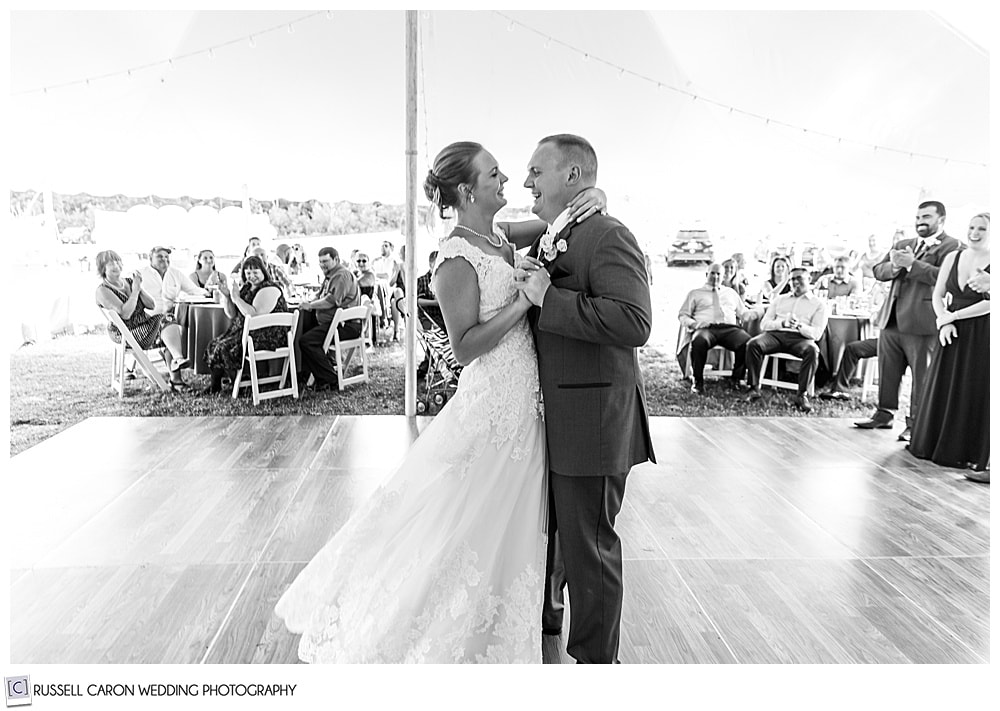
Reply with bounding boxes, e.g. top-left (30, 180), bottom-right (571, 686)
top-left (528, 214), bottom-right (656, 477)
